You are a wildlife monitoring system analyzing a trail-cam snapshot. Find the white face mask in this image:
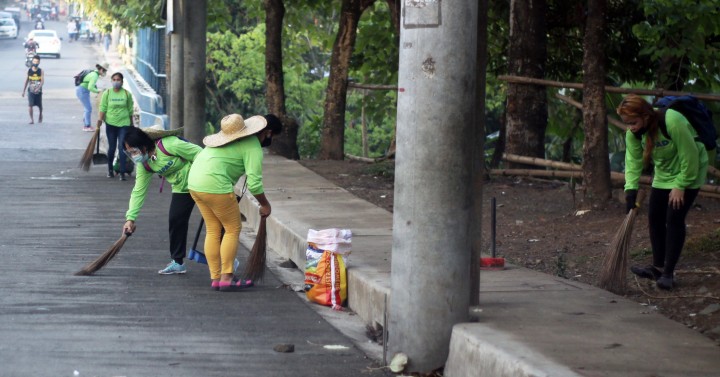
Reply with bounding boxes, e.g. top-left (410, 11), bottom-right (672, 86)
top-left (131, 153), bottom-right (148, 164)
top-left (112, 82), bottom-right (122, 89)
